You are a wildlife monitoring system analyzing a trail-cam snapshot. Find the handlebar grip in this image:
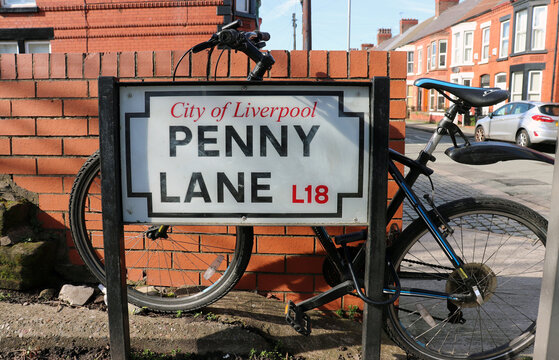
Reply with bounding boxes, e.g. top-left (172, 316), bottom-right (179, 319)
top-left (192, 41), bottom-right (213, 53)
top-left (255, 31), bottom-right (271, 42)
